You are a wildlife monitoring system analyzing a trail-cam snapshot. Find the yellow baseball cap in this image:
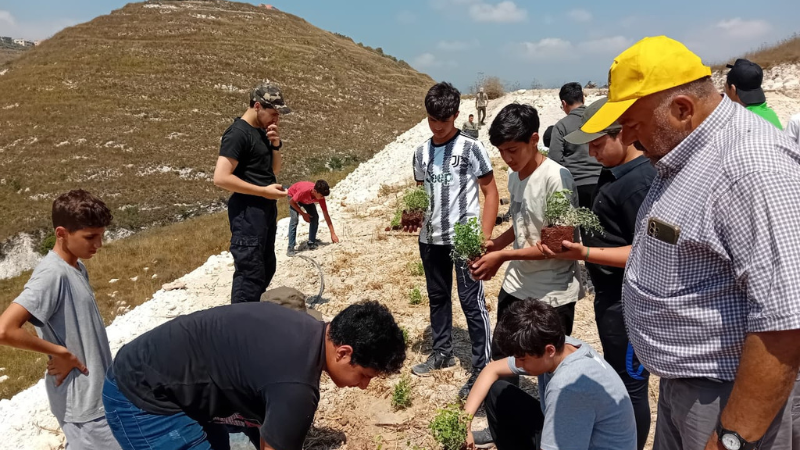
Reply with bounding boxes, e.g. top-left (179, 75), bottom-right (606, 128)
top-left (582, 36), bottom-right (711, 134)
